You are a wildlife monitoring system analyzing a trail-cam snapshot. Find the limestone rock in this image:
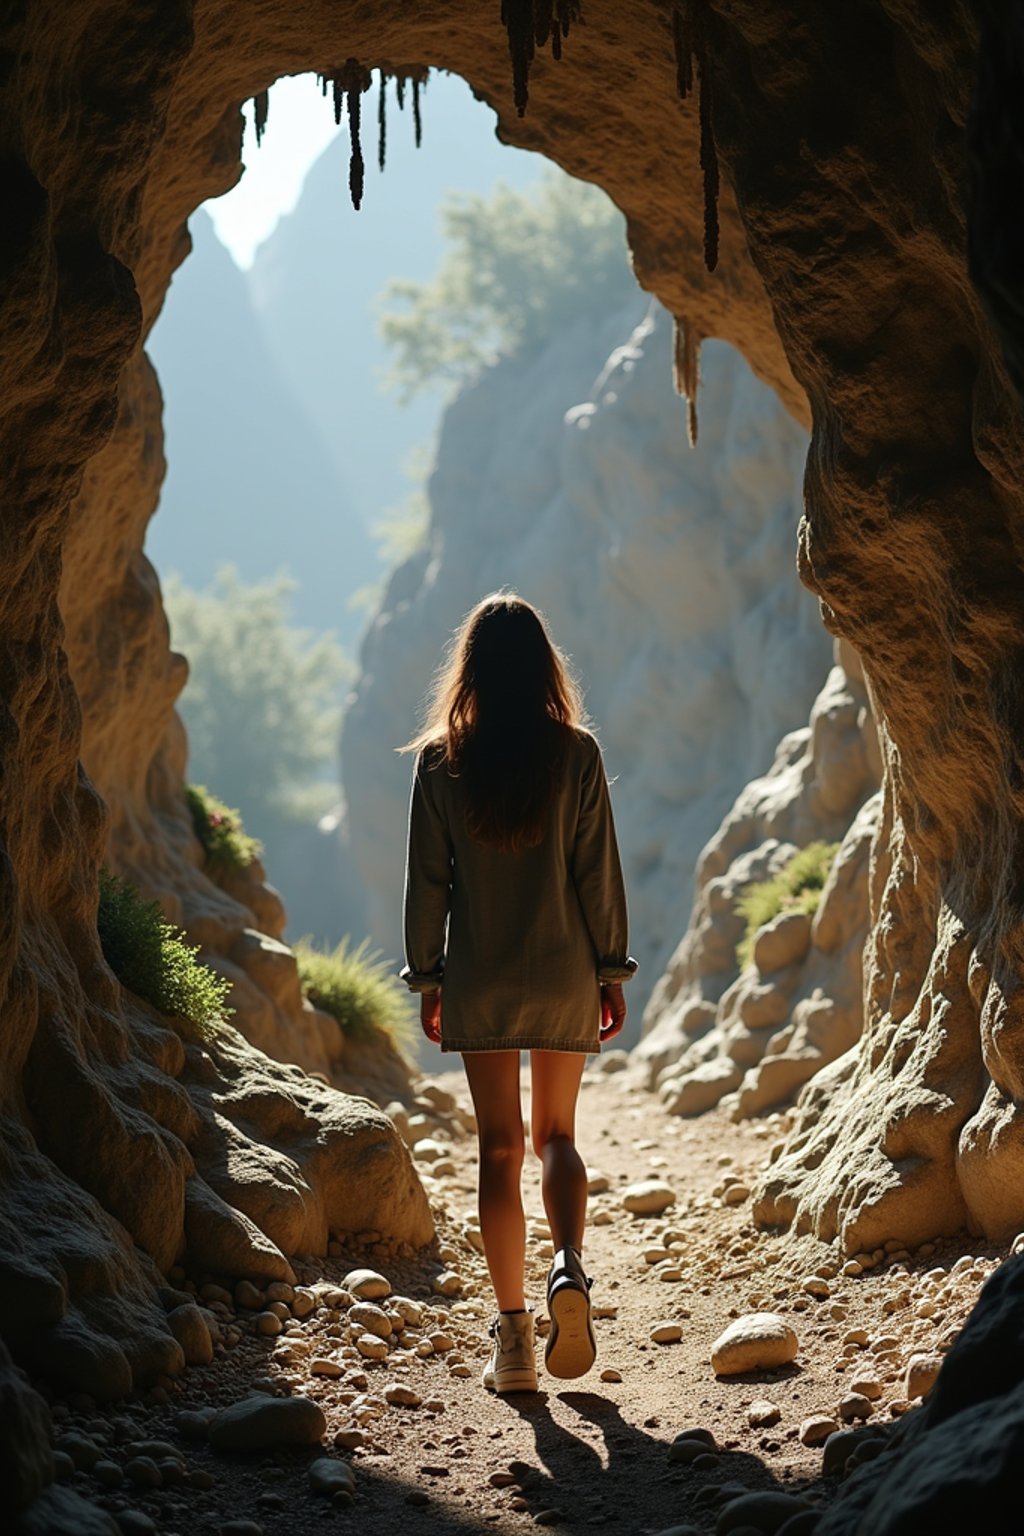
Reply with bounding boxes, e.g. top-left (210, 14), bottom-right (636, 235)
top-left (208, 1395), bottom-right (326, 1451)
top-left (343, 1269), bottom-right (391, 1301)
top-left (711, 1314), bottom-right (799, 1376)
top-left (166, 1303), bottom-right (213, 1366)
top-left (903, 1354), bottom-right (942, 1401)
top-left (622, 1180), bottom-right (677, 1216)
top-left (307, 1457), bottom-right (356, 1496)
